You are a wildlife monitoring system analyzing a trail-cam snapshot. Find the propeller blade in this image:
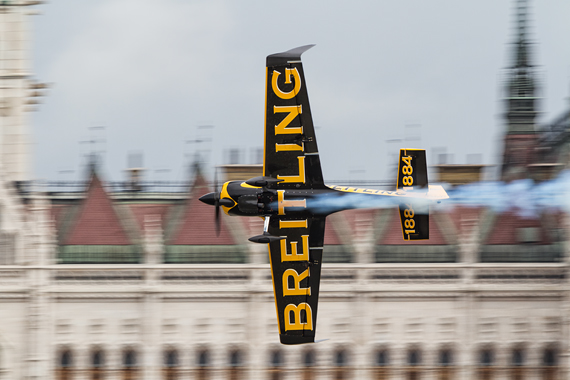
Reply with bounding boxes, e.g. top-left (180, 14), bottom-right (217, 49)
top-left (214, 167), bottom-right (220, 236)
top-left (215, 201), bottom-right (220, 236)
